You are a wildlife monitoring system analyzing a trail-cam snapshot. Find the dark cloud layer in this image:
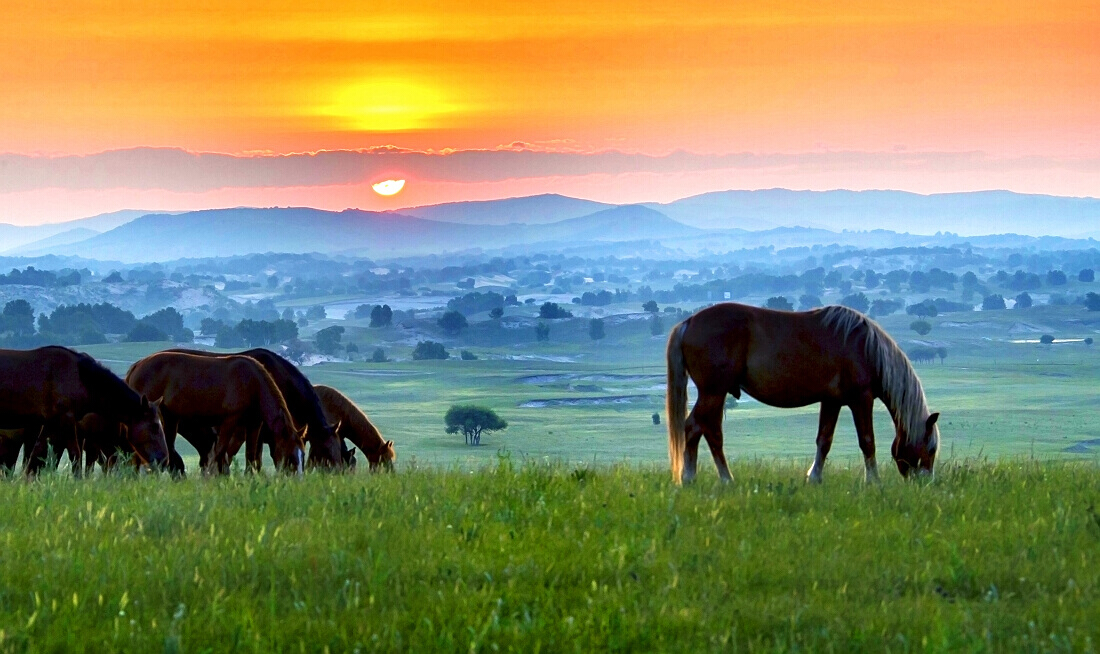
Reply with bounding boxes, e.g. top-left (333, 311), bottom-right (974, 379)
top-left (1, 147), bottom-right (1096, 194)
